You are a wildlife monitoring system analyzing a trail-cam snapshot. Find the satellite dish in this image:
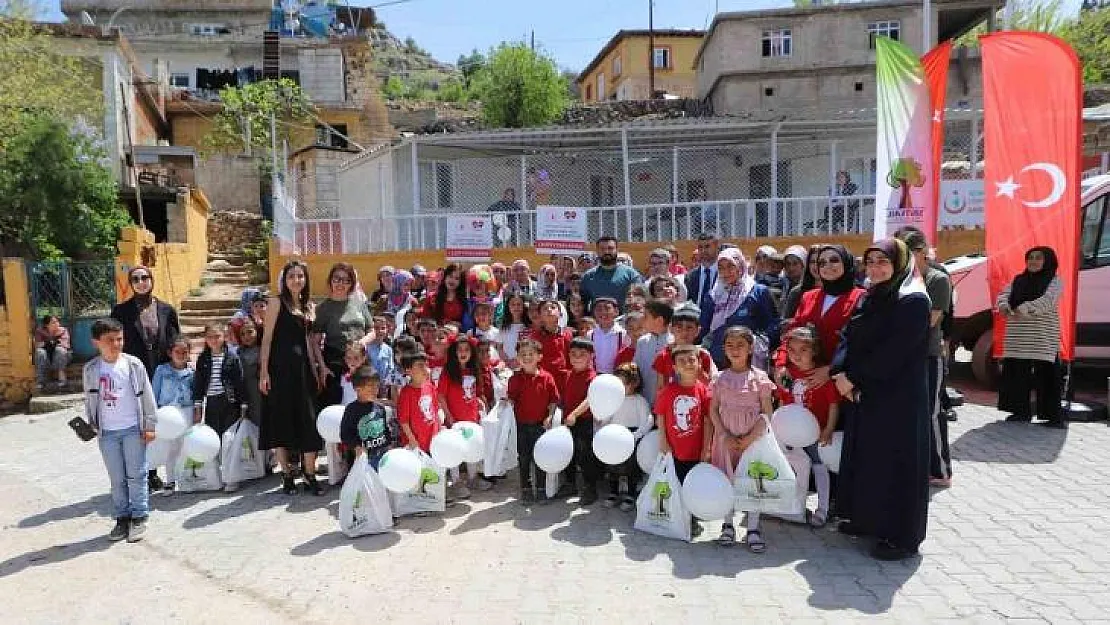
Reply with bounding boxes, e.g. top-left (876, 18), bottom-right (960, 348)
top-left (81, 11), bottom-right (96, 25)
